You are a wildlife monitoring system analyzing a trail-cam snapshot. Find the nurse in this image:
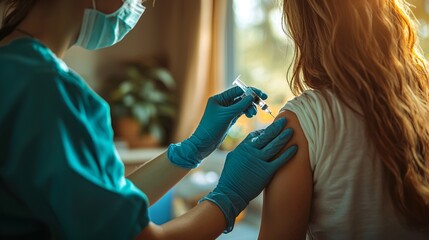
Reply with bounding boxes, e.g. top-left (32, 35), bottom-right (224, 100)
top-left (0, 0), bottom-right (297, 239)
